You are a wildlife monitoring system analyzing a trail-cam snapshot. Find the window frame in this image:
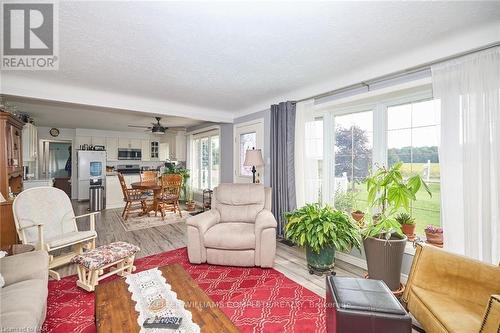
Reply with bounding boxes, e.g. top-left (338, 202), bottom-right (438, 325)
top-left (189, 128), bottom-right (221, 192)
top-left (315, 86), bottom-right (438, 229)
